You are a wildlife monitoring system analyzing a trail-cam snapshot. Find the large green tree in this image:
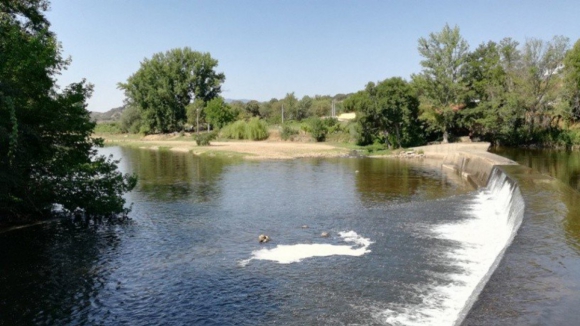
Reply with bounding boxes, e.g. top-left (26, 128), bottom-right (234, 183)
top-left (413, 24), bottom-right (470, 142)
top-left (345, 78), bottom-right (421, 148)
top-left (517, 36), bottom-right (569, 139)
top-left (460, 40), bottom-right (524, 144)
top-left (458, 36), bottom-right (570, 145)
top-left (0, 0), bottom-right (136, 222)
top-left (118, 48), bottom-right (225, 133)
